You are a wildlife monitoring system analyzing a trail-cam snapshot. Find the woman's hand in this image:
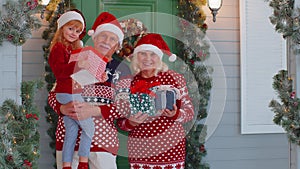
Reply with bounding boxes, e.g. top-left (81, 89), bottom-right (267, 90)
top-left (128, 112), bottom-right (148, 126)
top-left (60, 101), bottom-right (101, 120)
top-left (161, 104), bottom-right (177, 117)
